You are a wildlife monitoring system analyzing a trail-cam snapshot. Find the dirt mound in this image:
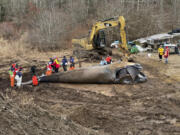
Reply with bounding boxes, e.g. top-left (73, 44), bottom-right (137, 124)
top-left (69, 107), bottom-right (110, 129)
top-left (0, 90), bottom-right (98, 135)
